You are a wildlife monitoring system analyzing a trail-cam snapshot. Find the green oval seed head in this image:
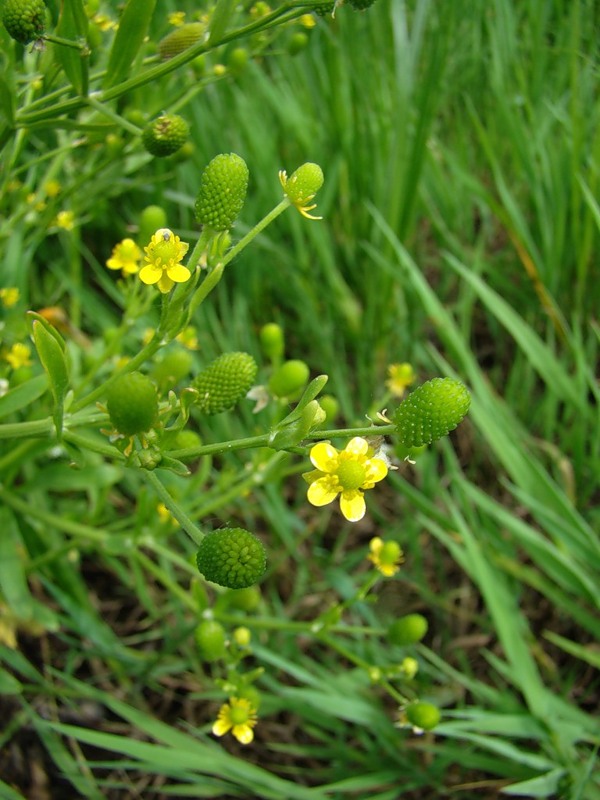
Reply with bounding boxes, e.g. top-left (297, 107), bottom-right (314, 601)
top-left (158, 22), bottom-right (204, 60)
top-left (268, 359), bottom-right (309, 399)
top-left (2, 0), bottom-right (46, 44)
top-left (193, 351), bottom-right (257, 415)
top-left (259, 323), bottom-right (284, 360)
top-left (142, 114), bottom-right (190, 158)
top-left (282, 163), bottom-right (324, 206)
top-left (393, 377), bottom-right (470, 447)
top-left (196, 528), bottom-right (266, 589)
top-left (106, 371), bottom-right (158, 435)
top-left (195, 619), bottom-right (227, 661)
top-left (406, 702), bottom-right (441, 731)
top-left (388, 614), bottom-right (429, 646)
top-left (194, 153), bottom-right (249, 231)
